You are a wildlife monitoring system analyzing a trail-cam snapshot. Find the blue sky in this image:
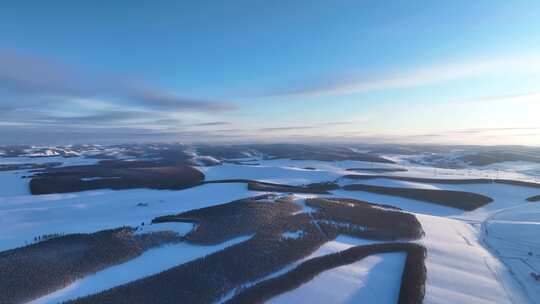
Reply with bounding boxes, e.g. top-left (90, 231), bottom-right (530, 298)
top-left (1, 0), bottom-right (540, 145)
